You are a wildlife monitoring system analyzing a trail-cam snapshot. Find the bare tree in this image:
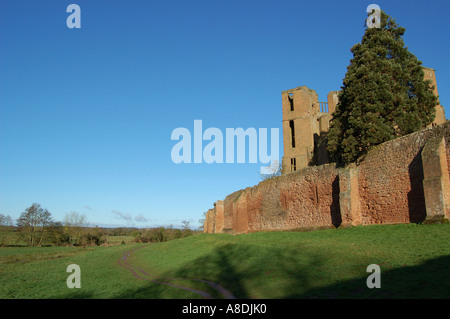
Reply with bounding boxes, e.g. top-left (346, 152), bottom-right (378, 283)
top-left (17, 203), bottom-right (53, 247)
top-left (37, 209), bottom-right (53, 246)
top-left (0, 213), bottom-right (13, 246)
top-left (63, 211), bottom-right (87, 244)
top-left (198, 212), bottom-right (206, 231)
top-left (260, 161), bottom-right (282, 181)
